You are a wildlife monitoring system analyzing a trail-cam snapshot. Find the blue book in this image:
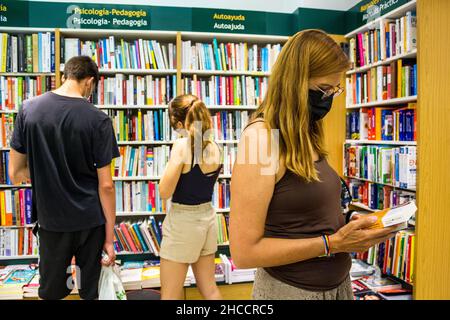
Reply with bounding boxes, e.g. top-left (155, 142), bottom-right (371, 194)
top-left (133, 223), bottom-right (149, 252)
top-left (25, 189), bottom-right (32, 224)
top-left (4, 269), bottom-right (36, 285)
top-left (150, 217), bottom-right (162, 244)
top-left (222, 112), bottom-right (227, 140)
top-left (159, 109), bottom-right (164, 140)
top-left (369, 183), bottom-right (378, 210)
top-left (212, 38), bottom-right (222, 70)
top-left (102, 39), bottom-right (108, 68)
top-left (38, 33), bottom-right (43, 72)
top-left (381, 109), bottom-right (393, 140)
top-left (386, 30), bottom-right (390, 58)
top-left (405, 109), bottom-right (414, 141)
top-left (5, 152), bottom-right (10, 185)
top-left (50, 33), bottom-right (55, 72)
top-left (413, 64), bottom-right (417, 95)
top-left (399, 109), bottom-right (405, 141)
top-left (113, 228), bottom-right (124, 252)
top-left (128, 148), bottom-right (135, 176)
top-left (154, 111), bottom-right (160, 140)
